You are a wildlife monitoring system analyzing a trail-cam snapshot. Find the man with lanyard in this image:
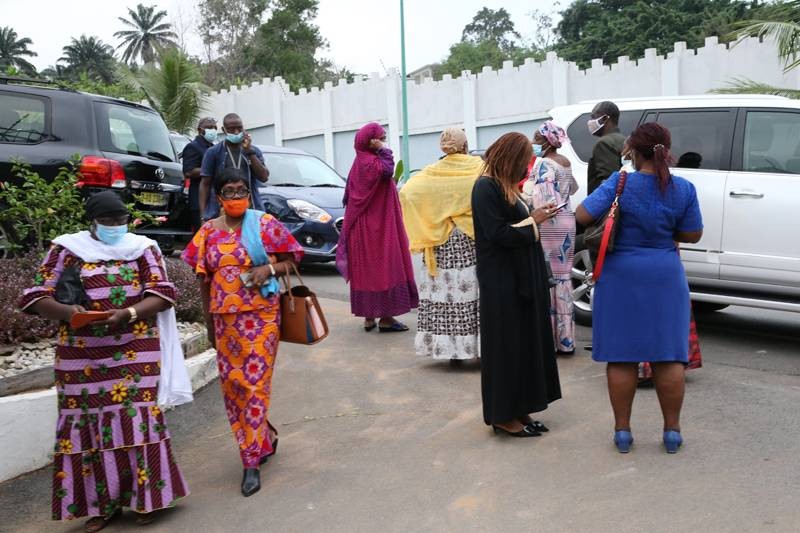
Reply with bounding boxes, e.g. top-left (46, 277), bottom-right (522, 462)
top-left (586, 100), bottom-right (625, 194)
top-left (183, 116), bottom-right (218, 230)
top-left (198, 113), bottom-right (269, 221)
